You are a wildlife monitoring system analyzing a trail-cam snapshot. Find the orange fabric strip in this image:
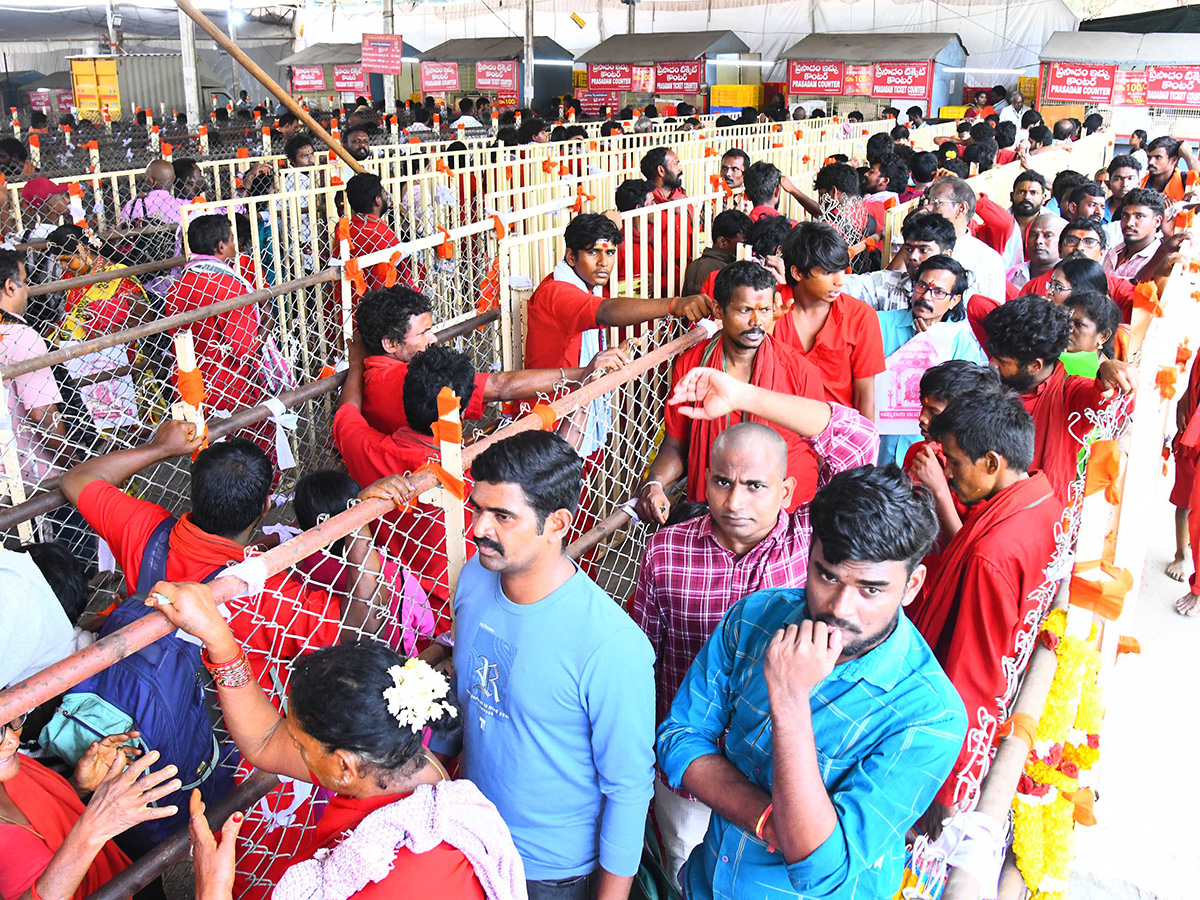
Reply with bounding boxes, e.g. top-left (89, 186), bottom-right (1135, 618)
top-left (415, 460), bottom-right (466, 501)
top-left (1083, 439), bottom-right (1121, 505)
top-left (1157, 366), bottom-right (1178, 401)
top-left (530, 403), bottom-right (558, 431)
top-left (1064, 788), bottom-right (1097, 826)
top-left (1117, 635), bottom-right (1141, 657)
top-left (437, 386), bottom-right (461, 420)
top-left (344, 259), bottom-right (367, 294)
top-left (1069, 559), bottom-right (1134, 620)
top-left (991, 712), bottom-right (1037, 749)
top-left (1134, 281), bottom-right (1162, 317)
top-left (176, 367), bottom-right (206, 406)
top-left (430, 420), bottom-right (463, 445)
